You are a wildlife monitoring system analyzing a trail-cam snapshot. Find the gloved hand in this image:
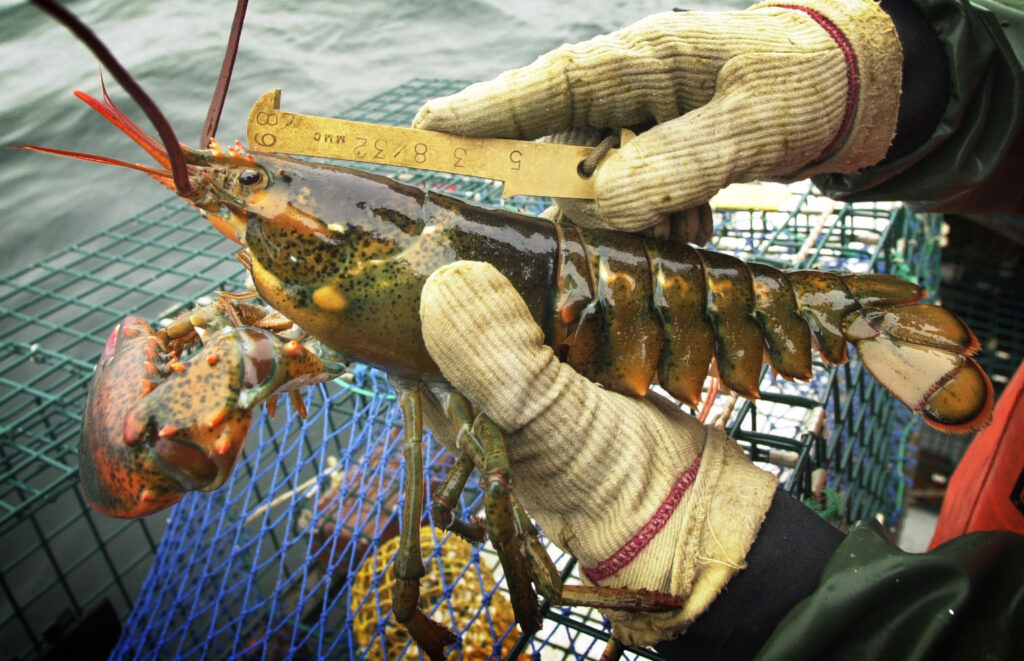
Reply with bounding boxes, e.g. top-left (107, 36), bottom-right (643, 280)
top-left (413, 0), bottom-right (902, 234)
top-left (418, 261), bottom-right (777, 645)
